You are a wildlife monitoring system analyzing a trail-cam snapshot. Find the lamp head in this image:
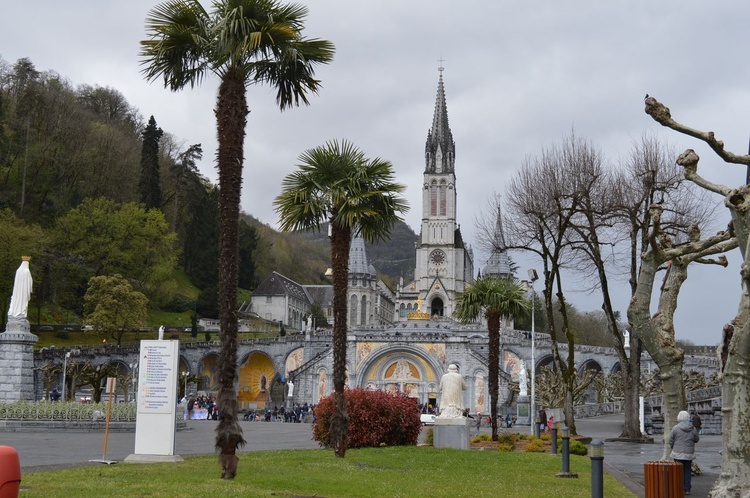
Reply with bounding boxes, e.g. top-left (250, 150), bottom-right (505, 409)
top-left (527, 269), bottom-right (538, 282)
